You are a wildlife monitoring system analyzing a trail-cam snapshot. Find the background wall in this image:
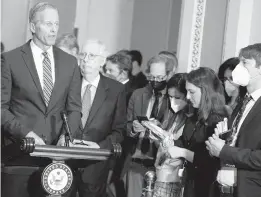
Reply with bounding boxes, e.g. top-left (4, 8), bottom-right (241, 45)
top-left (130, 0), bottom-right (173, 69)
top-left (200, 0), bottom-right (228, 72)
top-left (1, 0), bottom-right (29, 51)
top-left (168, 0), bottom-right (182, 54)
top-left (76, 0), bottom-right (134, 54)
top-left (249, 0), bottom-right (261, 45)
